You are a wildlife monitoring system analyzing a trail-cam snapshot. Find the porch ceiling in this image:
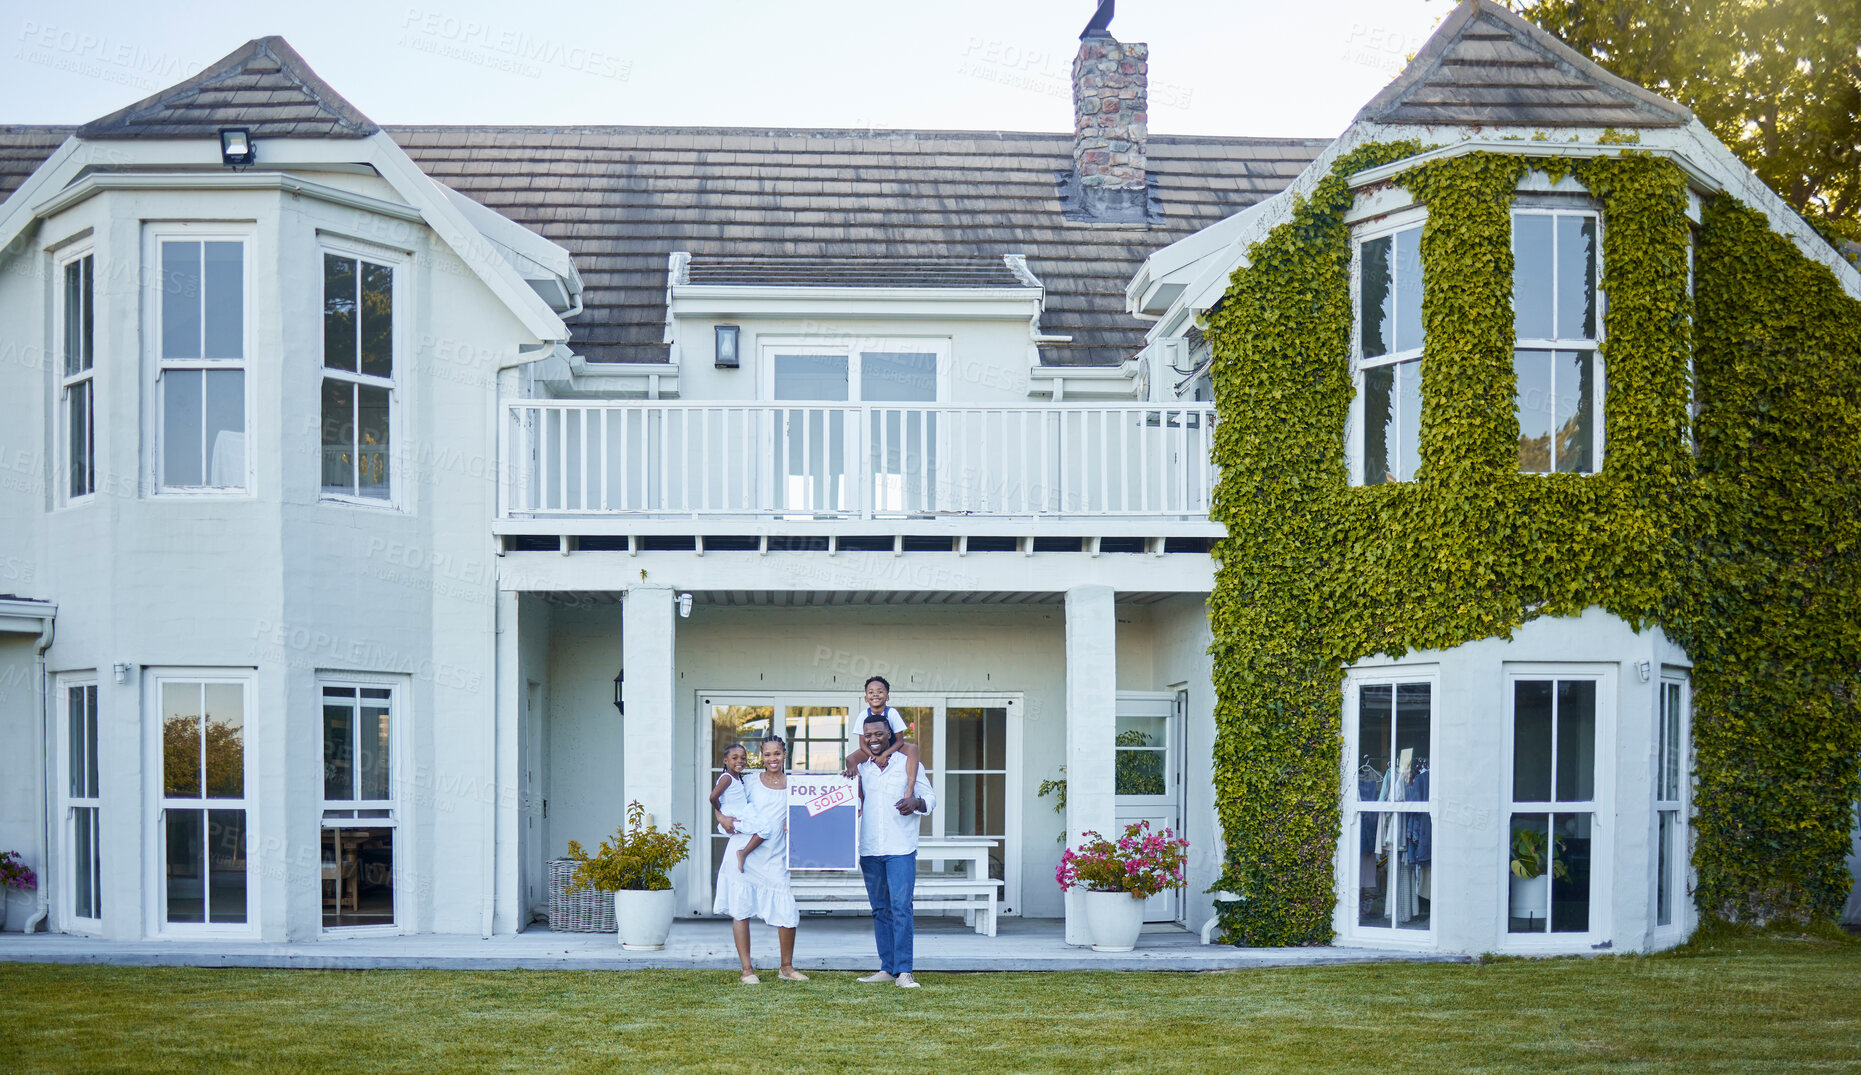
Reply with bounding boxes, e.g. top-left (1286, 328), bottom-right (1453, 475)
top-left (536, 590), bottom-right (1187, 607)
